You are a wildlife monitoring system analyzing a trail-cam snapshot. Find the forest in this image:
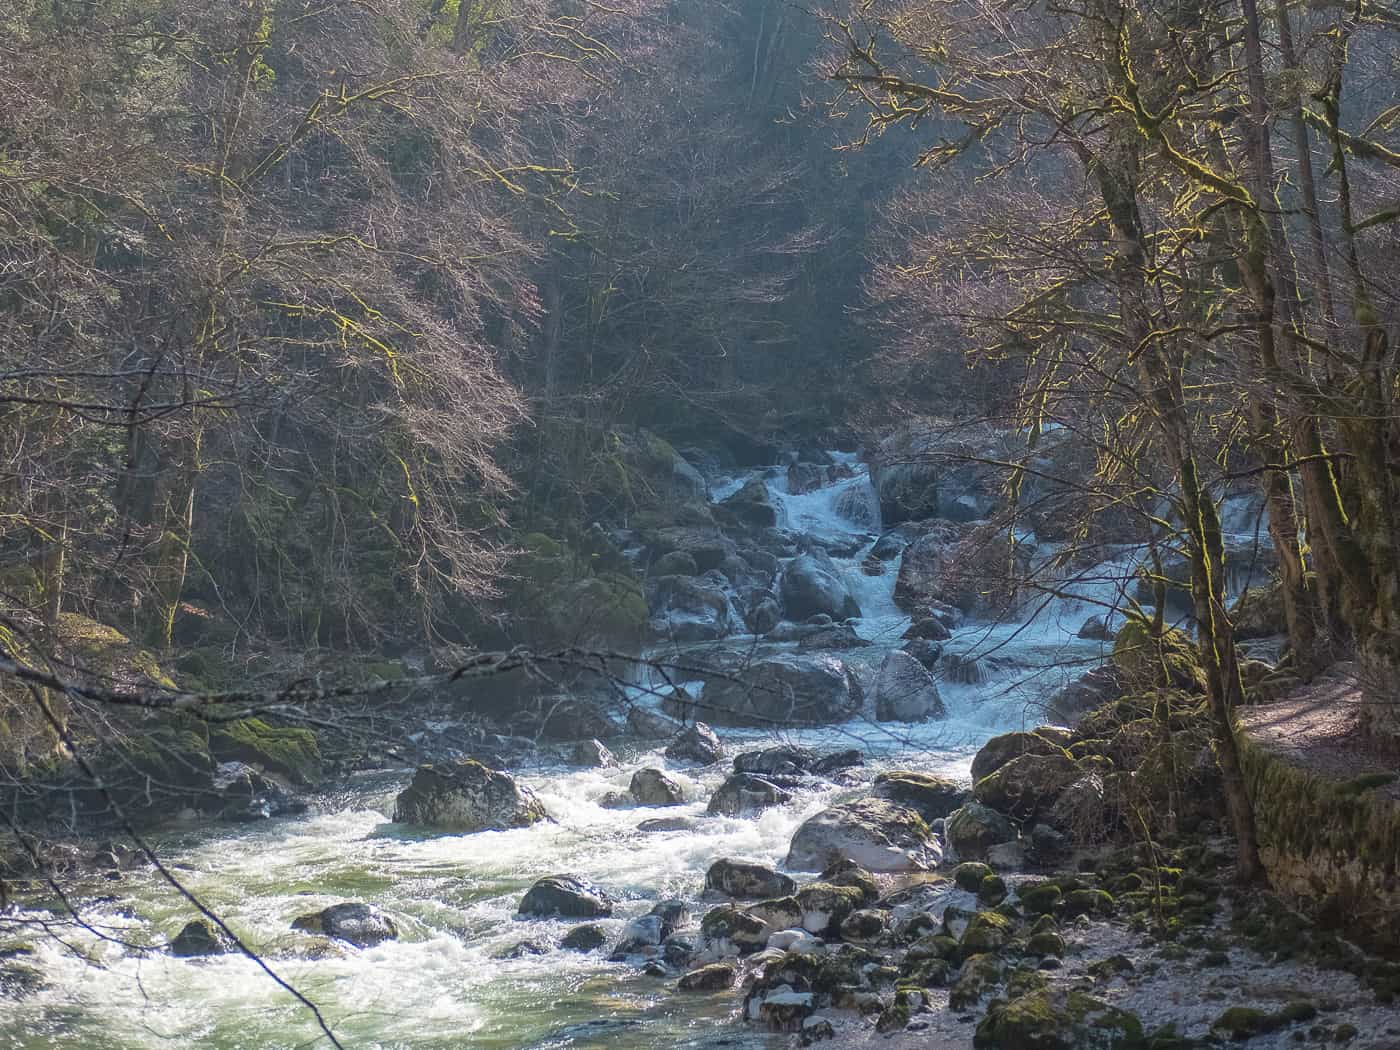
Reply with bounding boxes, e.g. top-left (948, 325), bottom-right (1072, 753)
top-left (1, 1), bottom-right (1399, 1047)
